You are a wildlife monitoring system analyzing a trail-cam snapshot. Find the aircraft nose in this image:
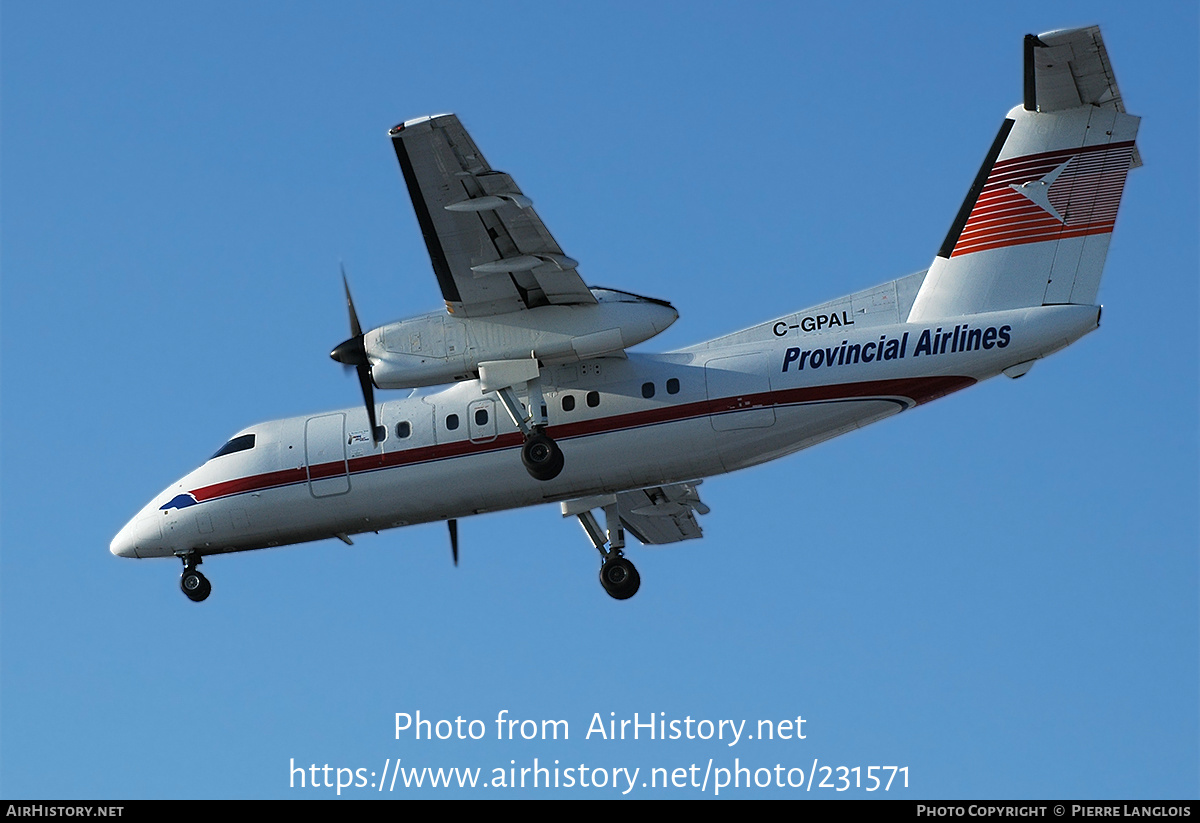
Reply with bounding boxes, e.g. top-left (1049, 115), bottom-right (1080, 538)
top-left (110, 522), bottom-right (140, 558)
